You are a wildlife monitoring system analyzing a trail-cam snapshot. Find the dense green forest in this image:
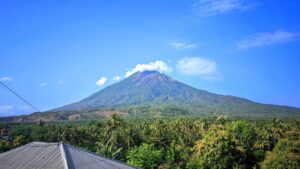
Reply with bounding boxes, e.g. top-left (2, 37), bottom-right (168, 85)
top-left (1, 115), bottom-right (300, 169)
